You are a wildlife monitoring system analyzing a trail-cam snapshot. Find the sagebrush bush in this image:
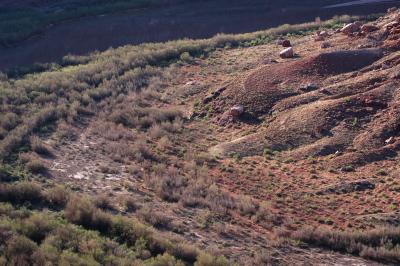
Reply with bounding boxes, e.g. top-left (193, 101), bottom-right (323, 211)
top-left (5, 235), bottom-right (39, 266)
top-left (26, 158), bottom-right (47, 174)
top-left (30, 136), bottom-right (52, 156)
top-left (93, 194), bottom-right (115, 210)
top-left (138, 207), bottom-right (173, 230)
top-left (0, 112), bottom-right (20, 131)
top-left (154, 174), bottom-right (187, 202)
top-left (22, 213), bottom-right (57, 243)
top-left (293, 226), bottom-right (400, 263)
top-left (64, 196), bottom-right (112, 233)
top-left (55, 122), bottom-right (79, 141)
top-left (0, 164), bottom-right (20, 182)
top-left (0, 182), bottom-right (43, 205)
top-left (236, 195), bottom-right (258, 216)
top-left (147, 253), bottom-right (185, 266)
top-left (194, 253), bottom-right (229, 266)
top-left (45, 186), bottom-right (70, 208)
top-left (123, 196), bottom-right (139, 212)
